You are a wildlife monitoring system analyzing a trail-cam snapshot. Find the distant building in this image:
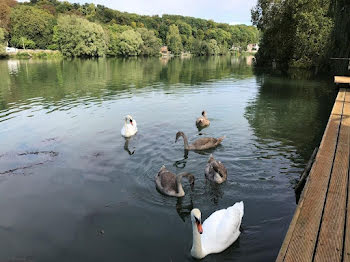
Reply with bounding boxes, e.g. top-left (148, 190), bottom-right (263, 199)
top-left (6, 47), bottom-right (18, 53)
top-left (247, 43), bottom-right (259, 53)
top-left (160, 46), bottom-right (170, 57)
